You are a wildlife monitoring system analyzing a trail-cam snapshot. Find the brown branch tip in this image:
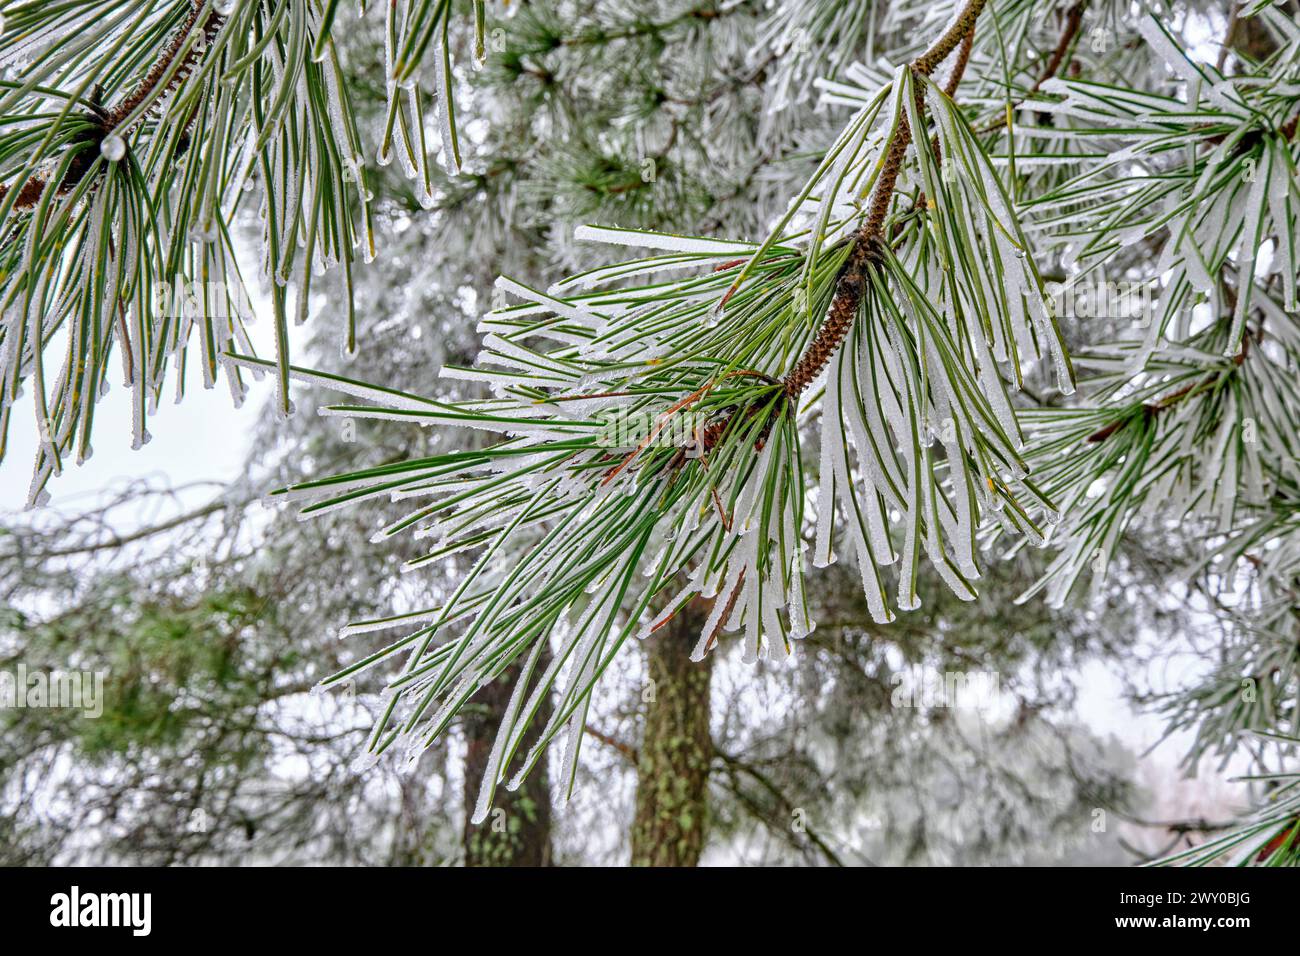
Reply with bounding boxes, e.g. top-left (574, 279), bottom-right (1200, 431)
top-left (782, 0), bottom-right (988, 398)
top-left (0, 1), bottom-right (223, 212)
